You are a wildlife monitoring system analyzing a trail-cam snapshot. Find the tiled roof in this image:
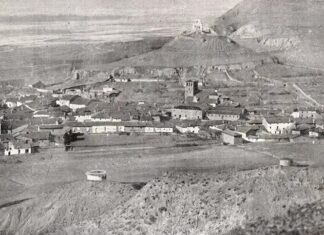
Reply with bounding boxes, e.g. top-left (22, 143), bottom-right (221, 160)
top-left (235, 126), bottom-right (259, 134)
top-left (173, 105), bottom-right (202, 111)
top-left (70, 96), bottom-right (90, 105)
top-left (32, 81), bottom-right (46, 89)
top-left (207, 107), bottom-right (243, 115)
top-left (263, 116), bottom-right (293, 124)
top-left (222, 129), bottom-right (242, 137)
top-left (39, 124), bottom-right (64, 130)
top-left (60, 95), bottom-right (79, 101)
top-left (23, 131), bottom-right (51, 140)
